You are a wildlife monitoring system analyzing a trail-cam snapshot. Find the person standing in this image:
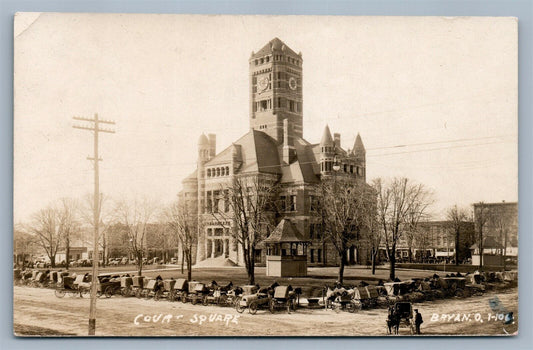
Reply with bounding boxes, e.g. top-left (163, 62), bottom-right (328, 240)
top-left (414, 309), bottom-right (423, 334)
